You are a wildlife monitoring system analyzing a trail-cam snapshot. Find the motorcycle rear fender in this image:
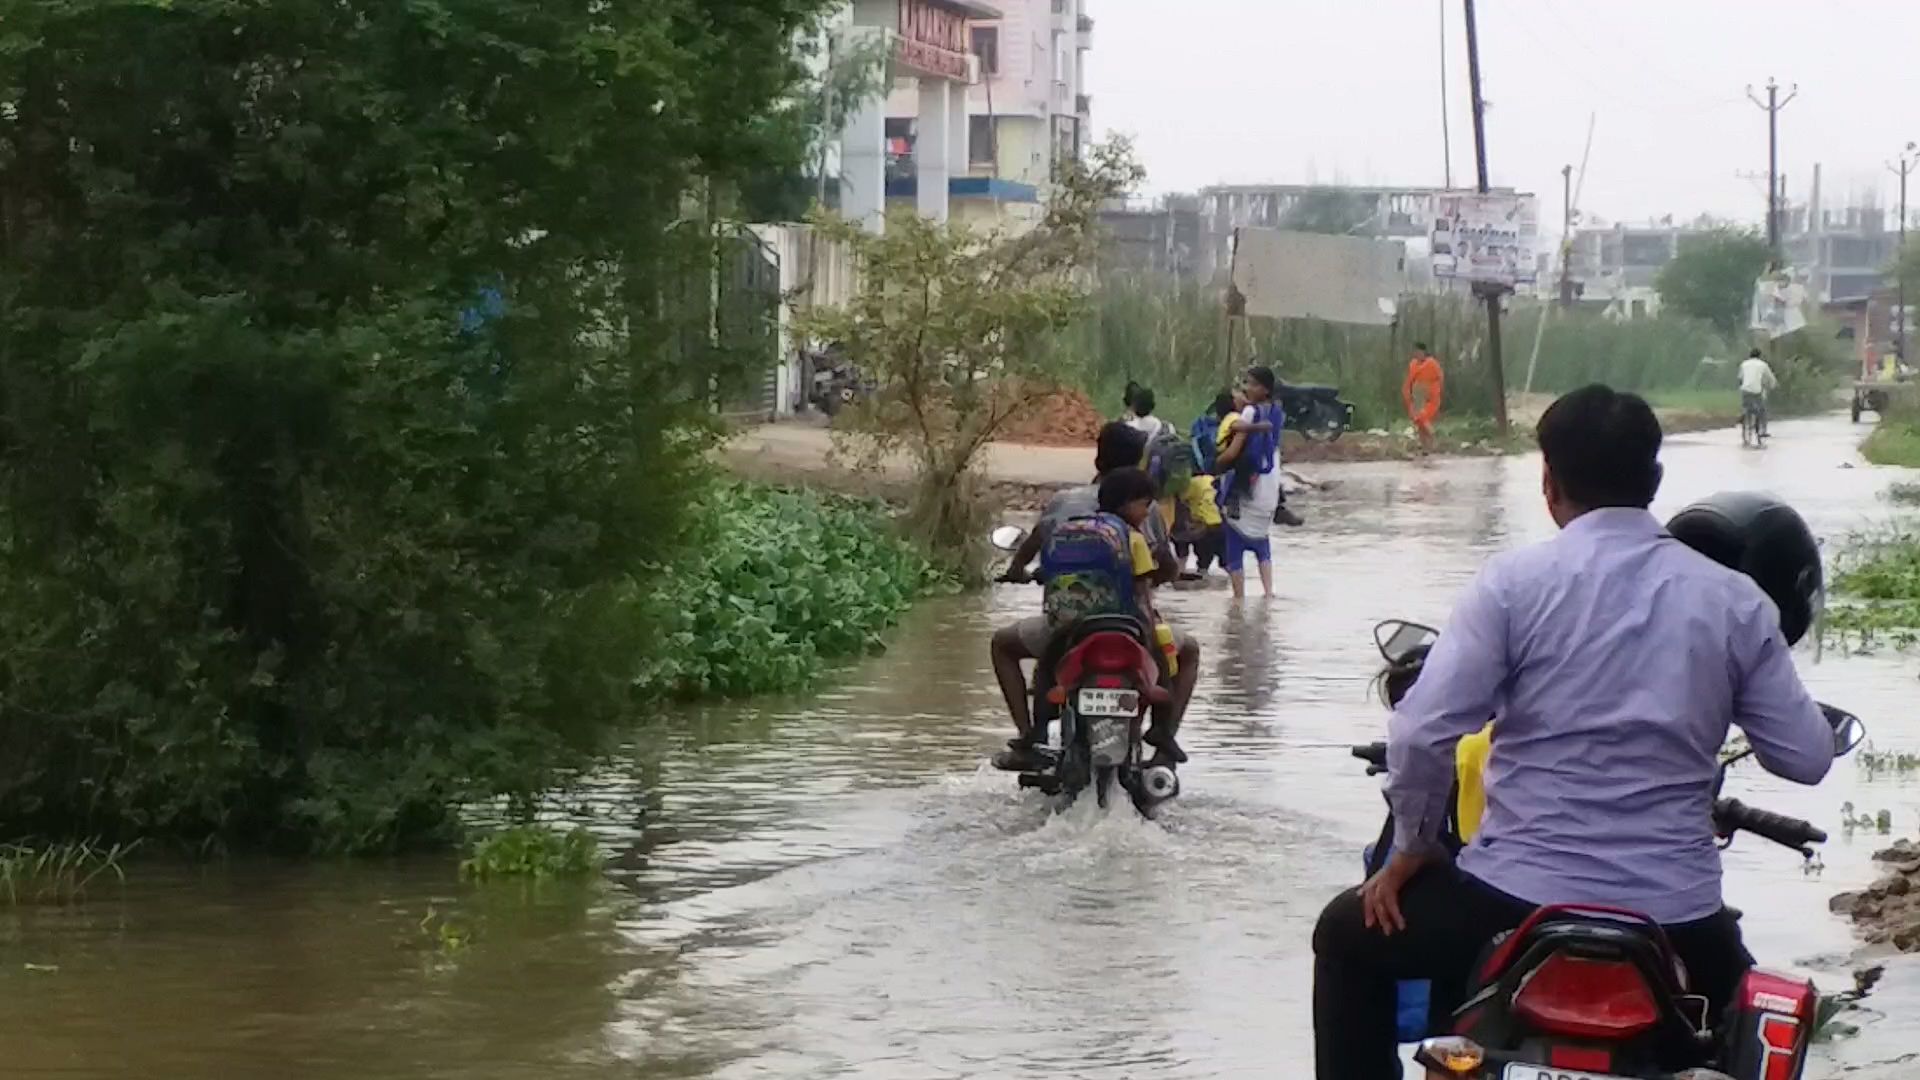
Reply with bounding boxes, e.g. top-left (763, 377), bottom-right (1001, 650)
top-left (1719, 969), bottom-right (1815, 1080)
